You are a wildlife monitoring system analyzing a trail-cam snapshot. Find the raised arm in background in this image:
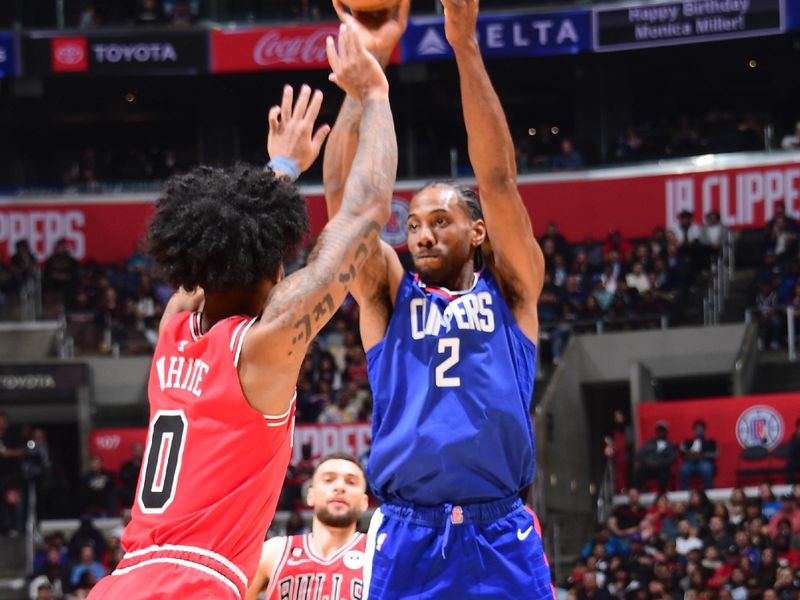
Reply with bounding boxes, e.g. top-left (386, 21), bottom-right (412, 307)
top-left (444, 0), bottom-right (544, 341)
top-left (323, 2), bottom-right (409, 350)
top-left (240, 20), bottom-right (398, 413)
